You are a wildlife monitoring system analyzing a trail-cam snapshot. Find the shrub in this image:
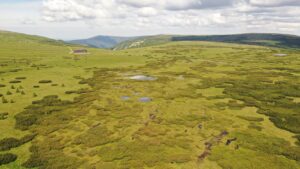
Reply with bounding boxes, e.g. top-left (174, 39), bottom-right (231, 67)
top-left (11, 85), bottom-right (15, 89)
top-left (39, 80), bottom-right (52, 84)
top-left (2, 97), bottom-right (8, 104)
top-left (9, 80), bottom-right (21, 84)
top-left (0, 153), bottom-right (17, 165)
top-left (15, 77), bottom-right (26, 80)
top-left (6, 91), bottom-right (12, 95)
top-left (0, 113), bottom-right (8, 120)
top-left (0, 84), bottom-right (5, 88)
top-left (0, 134), bottom-right (36, 151)
top-left (15, 95), bottom-right (71, 130)
top-left (33, 93), bottom-right (38, 97)
top-left (33, 85), bottom-right (40, 88)
top-left (21, 91), bottom-right (25, 95)
top-left (237, 116), bottom-right (264, 122)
